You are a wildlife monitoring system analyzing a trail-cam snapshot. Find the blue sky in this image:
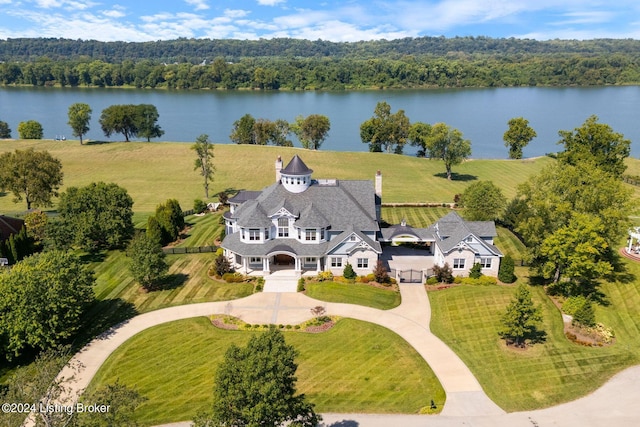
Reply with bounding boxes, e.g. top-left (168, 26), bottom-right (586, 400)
top-left (0, 0), bottom-right (639, 42)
